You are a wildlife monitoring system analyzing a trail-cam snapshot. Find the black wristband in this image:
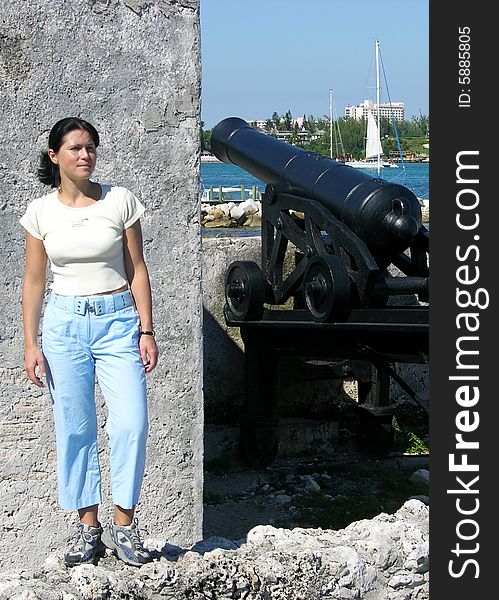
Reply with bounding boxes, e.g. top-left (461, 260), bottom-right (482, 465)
top-left (140, 330), bottom-right (155, 336)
